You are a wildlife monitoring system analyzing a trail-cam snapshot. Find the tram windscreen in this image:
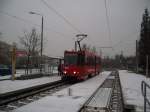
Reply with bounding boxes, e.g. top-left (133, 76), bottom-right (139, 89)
top-left (64, 54), bottom-right (77, 65)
